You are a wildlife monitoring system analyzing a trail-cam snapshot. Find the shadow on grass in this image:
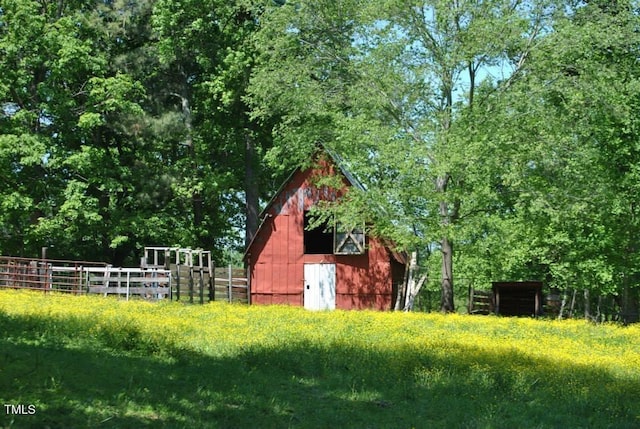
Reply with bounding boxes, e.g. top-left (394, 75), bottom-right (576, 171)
top-left (0, 313), bottom-right (639, 429)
